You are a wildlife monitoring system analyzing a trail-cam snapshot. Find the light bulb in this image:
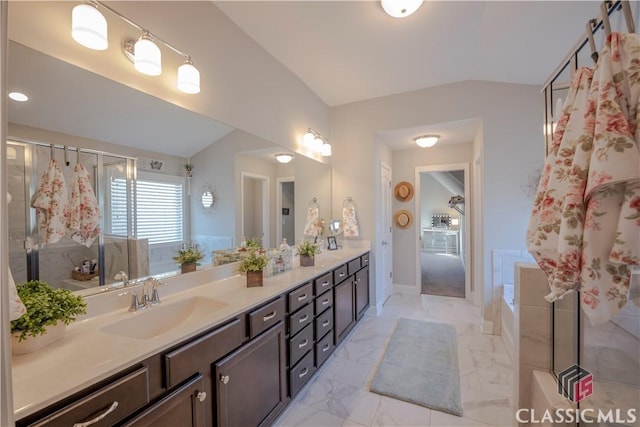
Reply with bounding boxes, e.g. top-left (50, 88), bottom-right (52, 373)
top-left (72, 3), bottom-right (108, 50)
top-left (321, 143), bottom-right (332, 157)
top-left (303, 130), bottom-right (315, 148)
top-left (313, 136), bottom-right (324, 152)
top-left (134, 33), bottom-right (162, 76)
top-left (178, 60), bottom-right (200, 94)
